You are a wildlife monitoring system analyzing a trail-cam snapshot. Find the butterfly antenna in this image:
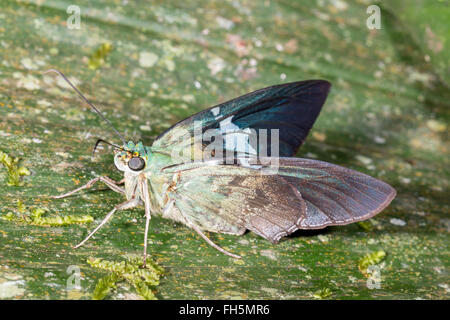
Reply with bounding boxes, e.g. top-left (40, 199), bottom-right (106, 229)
top-left (92, 139), bottom-right (123, 155)
top-left (43, 69), bottom-right (126, 144)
